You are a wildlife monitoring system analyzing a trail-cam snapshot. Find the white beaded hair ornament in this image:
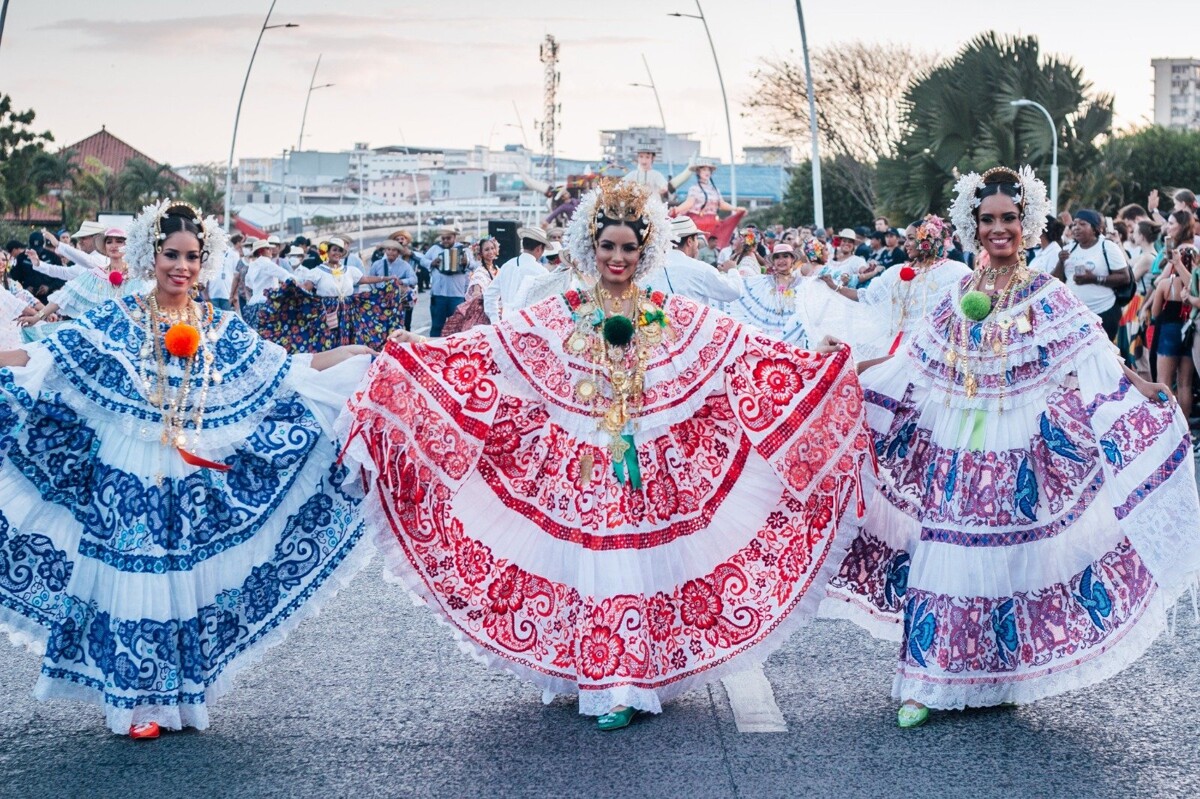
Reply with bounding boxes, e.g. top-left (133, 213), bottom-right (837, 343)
top-left (563, 179), bottom-right (670, 280)
top-left (948, 164), bottom-right (1050, 255)
top-left (125, 198), bottom-right (229, 283)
